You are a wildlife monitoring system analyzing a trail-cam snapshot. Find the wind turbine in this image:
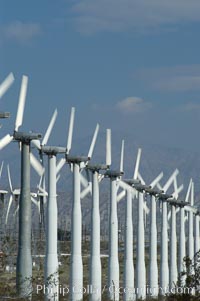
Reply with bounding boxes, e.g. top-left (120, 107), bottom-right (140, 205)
top-left (0, 75), bottom-right (44, 298)
top-left (116, 147), bottom-right (150, 301)
top-left (5, 164), bottom-right (20, 226)
top-left (158, 169), bottom-right (180, 294)
top-left (118, 142), bottom-right (136, 301)
top-left (31, 108), bottom-right (58, 240)
top-left (137, 169), bottom-right (164, 299)
top-left (103, 130), bottom-right (123, 301)
top-left (85, 129), bottom-right (110, 301)
top-left (184, 180), bottom-right (200, 261)
top-left (168, 181), bottom-right (184, 290)
top-left (189, 180), bottom-right (194, 260)
top-left (194, 212), bottom-right (200, 256)
top-left (130, 152), bottom-right (164, 300)
top-left (32, 108), bottom-right (69, 301)
top-left (65, 119), bottom-right (99, 301)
